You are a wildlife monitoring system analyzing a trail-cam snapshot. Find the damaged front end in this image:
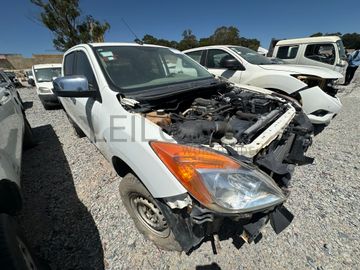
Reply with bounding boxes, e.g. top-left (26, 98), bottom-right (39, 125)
top-left (127, 83), bottom-right (313, 253)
